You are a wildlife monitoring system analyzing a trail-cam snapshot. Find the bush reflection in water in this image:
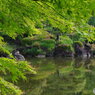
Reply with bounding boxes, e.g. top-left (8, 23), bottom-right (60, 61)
top-left (18, 58), bottom-right (95, 95)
